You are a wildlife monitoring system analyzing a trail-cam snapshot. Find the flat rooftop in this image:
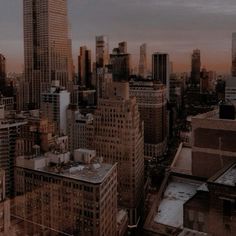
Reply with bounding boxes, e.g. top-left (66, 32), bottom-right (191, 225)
top-left (56, 163), bottom-right (114, 184)
top-left (171, 144), bottom-right (192, 175)
top-left (178, 228), bottom-right (209, 236)
top-left (214, 163), bottom-right (236, 187)
top-left (154, 180), bottom-right (200, 228)
top-left (17, 156), bottom-right (115, 184)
